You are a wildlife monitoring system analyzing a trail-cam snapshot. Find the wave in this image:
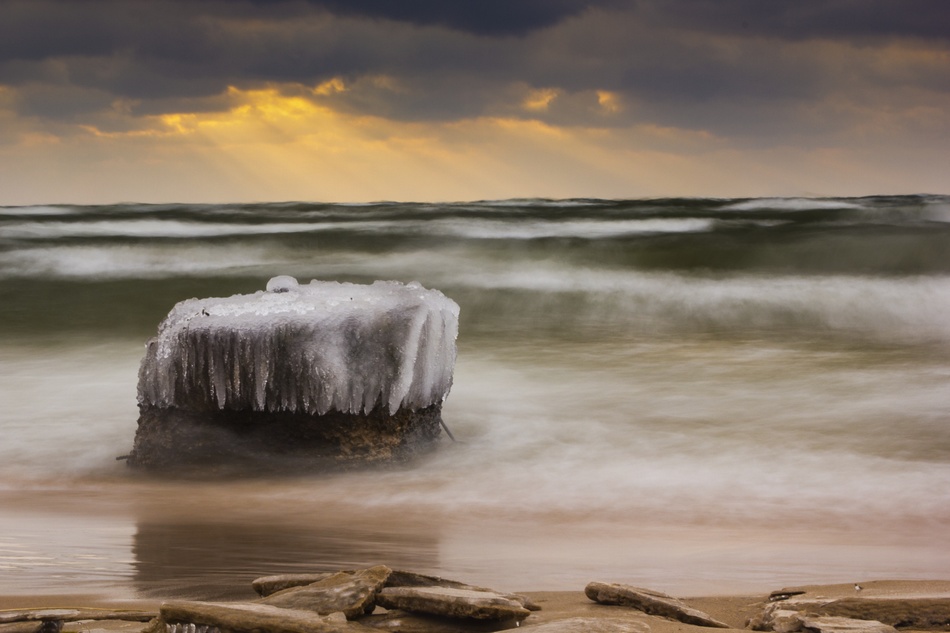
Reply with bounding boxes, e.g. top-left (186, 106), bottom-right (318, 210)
top-left (3, 244), bottom-right (948, 346)
top-left (4, 195), bottom-right (949, 236)
top-left (0, 205), bottom-right (79, 217)
top-left (0, 245), bottom-right (281, 278)
top-left (426, 217), bottom-right (714, 239)
top-left (0, 216), bottom-right (718, 242)
top-left (0, 219), bottom-right (384, 240)
top-left (722, 198), bottom-right (865, 211)
top-left (450, 267), bottom-right (950, 344)
top-left (467, 198), bottom-right (606, 207)
top-left (2, 195), bottom-right (949, 347)
top-left (922, 200), bottom-right (950, 222)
